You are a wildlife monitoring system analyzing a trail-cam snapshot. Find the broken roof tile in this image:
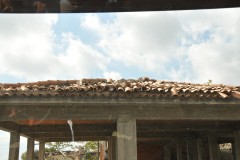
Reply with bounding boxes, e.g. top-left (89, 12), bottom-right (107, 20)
top-left (0, 78), bottom-right (239, 100)
top-left (232, 91), bottom-right (240, 99)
